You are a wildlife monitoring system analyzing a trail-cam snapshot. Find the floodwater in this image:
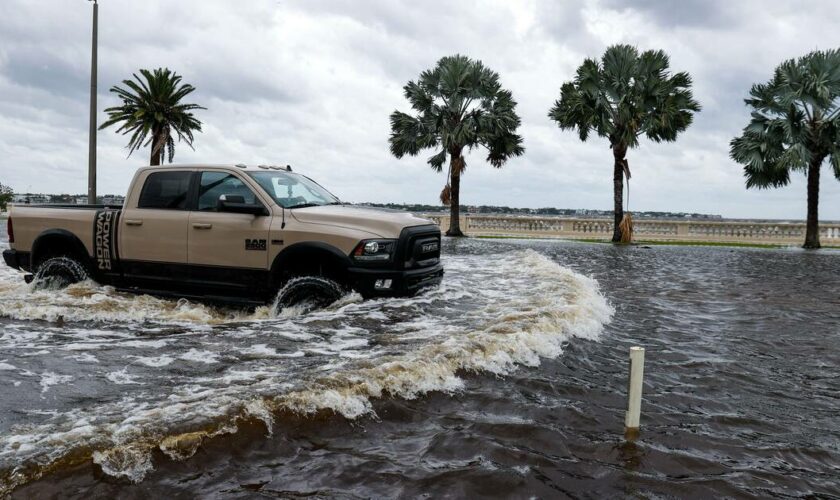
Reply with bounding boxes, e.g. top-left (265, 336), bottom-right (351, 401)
top-left (1, 227), bottom-right (839, 498)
